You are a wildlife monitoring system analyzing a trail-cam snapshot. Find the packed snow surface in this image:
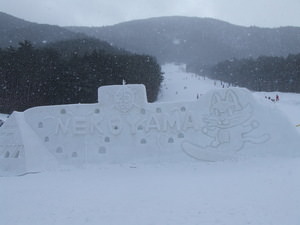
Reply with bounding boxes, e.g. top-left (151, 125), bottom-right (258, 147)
top-left (1, 63), bottom-right (300, 225)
